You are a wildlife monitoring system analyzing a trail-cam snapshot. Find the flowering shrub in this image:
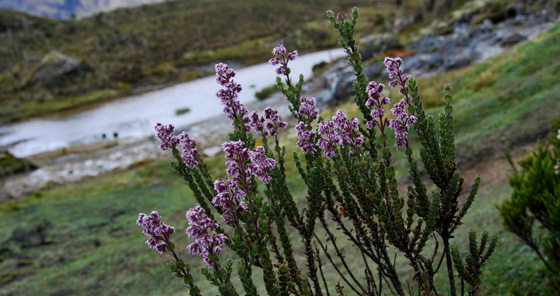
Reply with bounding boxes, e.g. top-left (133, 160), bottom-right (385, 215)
top-left (137, 8), bottom-right (497, 296)
top-left (499, 115), bottom-right (560, 293)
